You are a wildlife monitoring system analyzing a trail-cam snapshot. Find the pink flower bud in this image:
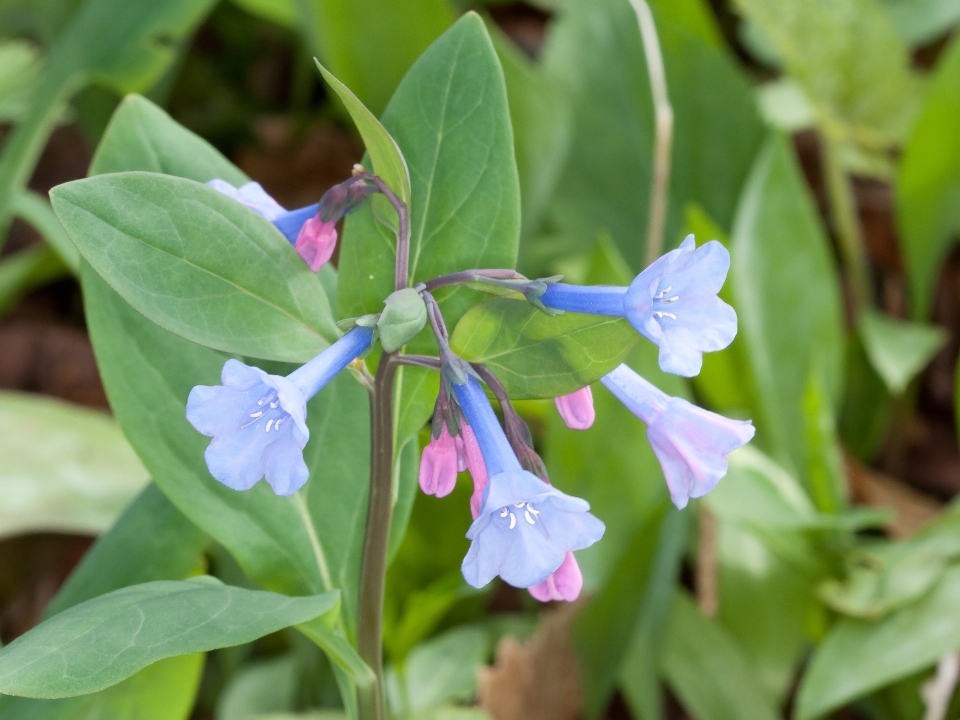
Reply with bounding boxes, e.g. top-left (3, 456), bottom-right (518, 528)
top-left (554, 386), bottom-right (595, 430)
top-left (295, 216), bottom-right (338, 272)
top-left (459, 423), bottom-right (488, 520)
top-left (419, 426), bottom-right (459, 498)
top-left (528, 552), bottom-right (583, 603)
top-left (454, 433), bottom-right (468, 473)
